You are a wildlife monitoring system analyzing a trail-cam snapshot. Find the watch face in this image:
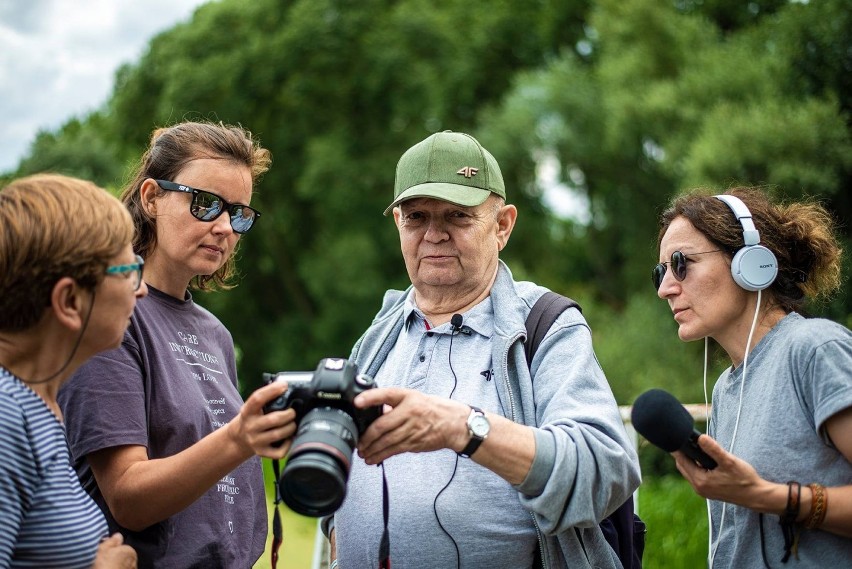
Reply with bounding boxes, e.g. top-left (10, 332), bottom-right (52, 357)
top-left (469, 414), bottom-right (490, 437)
